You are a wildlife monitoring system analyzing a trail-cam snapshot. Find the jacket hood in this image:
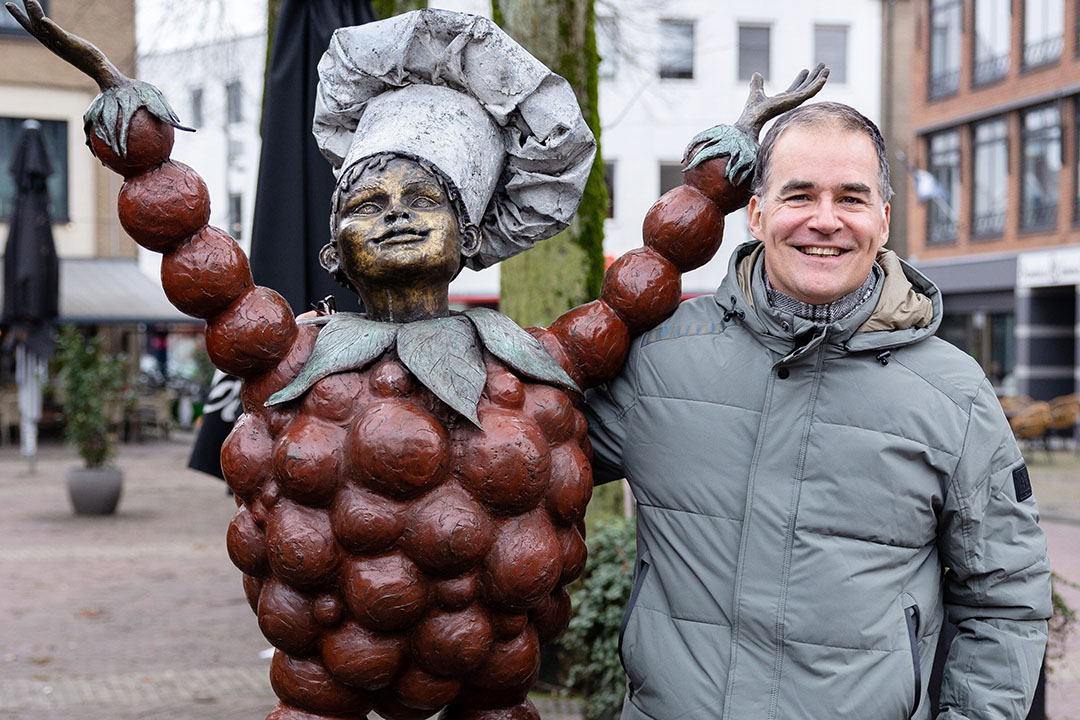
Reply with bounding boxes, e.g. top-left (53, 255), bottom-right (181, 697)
top-left (716, 240), bottom-right (941, 356)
